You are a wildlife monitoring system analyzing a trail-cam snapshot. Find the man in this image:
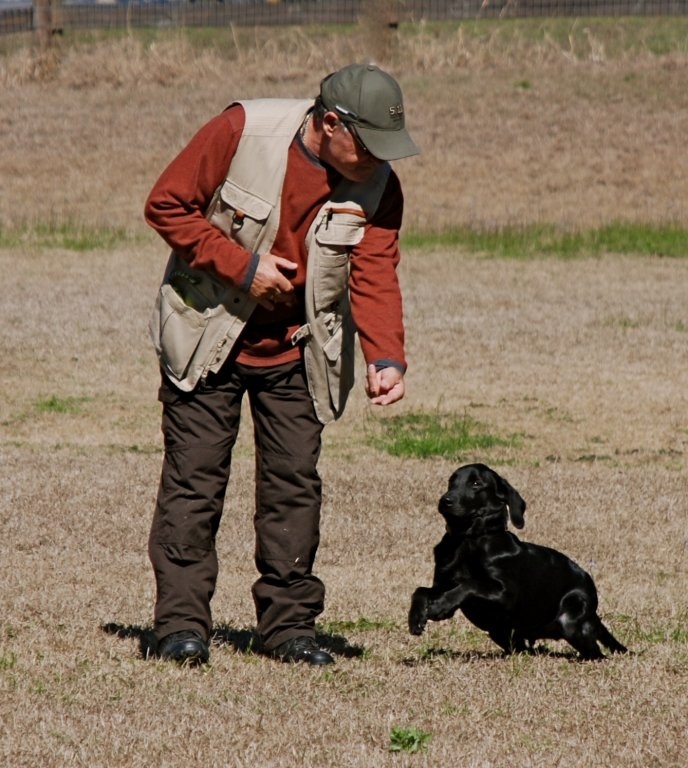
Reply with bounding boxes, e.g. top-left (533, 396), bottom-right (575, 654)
top-left (145, 63), bottom-right (418, 666)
